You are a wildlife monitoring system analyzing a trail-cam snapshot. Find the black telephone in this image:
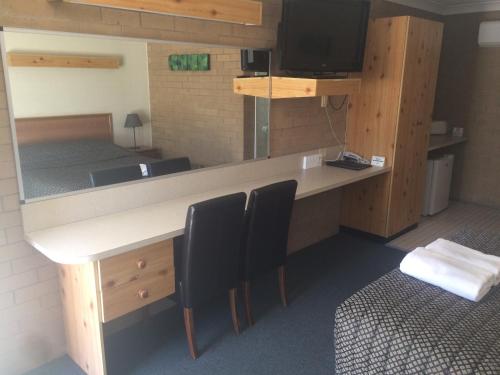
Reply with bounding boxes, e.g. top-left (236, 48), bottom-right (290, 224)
top-left (326, 152), bottom-right (372, 171)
